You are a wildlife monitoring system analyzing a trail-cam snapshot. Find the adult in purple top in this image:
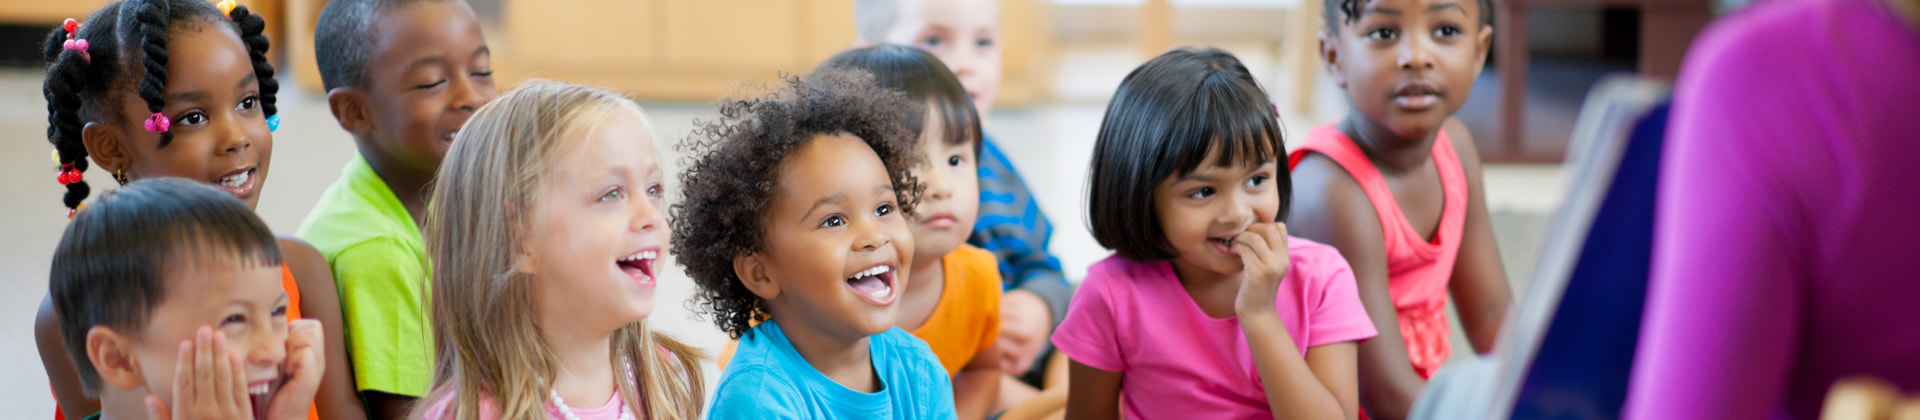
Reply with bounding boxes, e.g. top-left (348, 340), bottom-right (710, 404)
top-left (1625, 0), bottom-right (1920, 418)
